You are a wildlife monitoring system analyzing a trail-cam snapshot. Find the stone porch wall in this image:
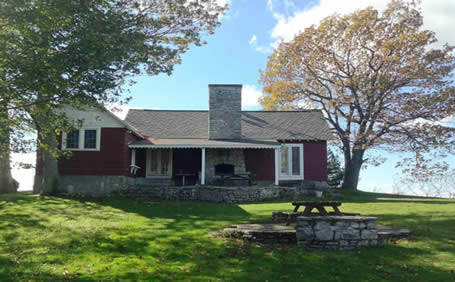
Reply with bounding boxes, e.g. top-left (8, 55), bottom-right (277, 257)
top-left (125, 184), bottom-right (325, 203)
